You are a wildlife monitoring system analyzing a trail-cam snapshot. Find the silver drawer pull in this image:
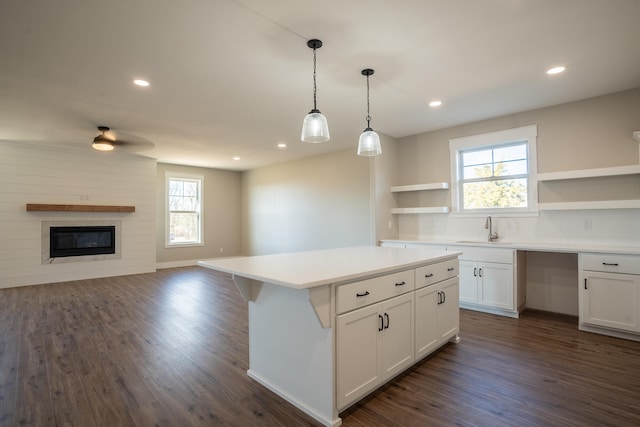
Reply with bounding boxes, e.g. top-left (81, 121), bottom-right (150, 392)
top-left (356, 291), bottom-right (370, 297)
top-left (447, 267), bottom-right (455, 271)
top-left (425, 273), bottom-right (434, 278)
top-left (395, 281), bottom-right (406, 286)
top-left (602, 262), bottom-right (619, 266)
